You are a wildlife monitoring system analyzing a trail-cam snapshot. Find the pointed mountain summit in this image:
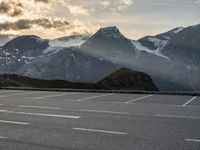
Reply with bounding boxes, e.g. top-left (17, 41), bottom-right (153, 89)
top-left (81, 26), bottom-right (137, 64)
top-left (4, 35), bottom-right (49, 56)
top-left (96, 26), bottom-right (123, 38)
